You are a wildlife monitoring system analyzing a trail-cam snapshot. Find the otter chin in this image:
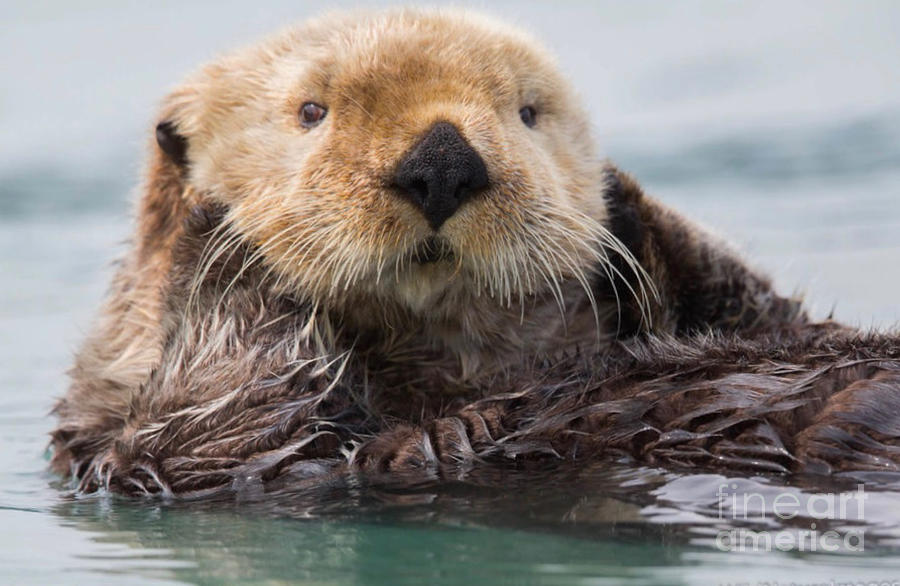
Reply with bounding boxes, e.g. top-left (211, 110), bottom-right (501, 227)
top-left (411, 237), bottom-right (455, 265)
top-left (50, 8), bottom-right (900, 497)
